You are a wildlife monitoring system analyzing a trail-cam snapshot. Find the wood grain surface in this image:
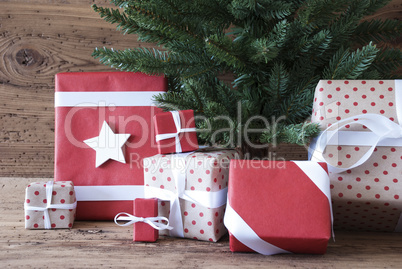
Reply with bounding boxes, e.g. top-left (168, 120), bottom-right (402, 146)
top-left (0, 178), bottom-right (402, 268)
top-left (1, 177), bottom-right (401, 268)
top-left (0, 0), bottom-right (401, 177)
